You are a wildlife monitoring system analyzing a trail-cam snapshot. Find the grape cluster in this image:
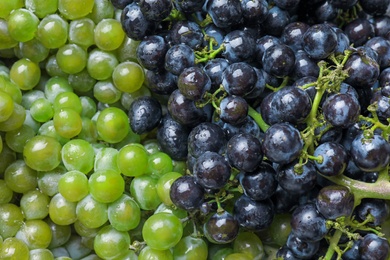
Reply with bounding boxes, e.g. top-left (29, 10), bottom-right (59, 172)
top-left (1, 0), bottom-right (390, 259)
